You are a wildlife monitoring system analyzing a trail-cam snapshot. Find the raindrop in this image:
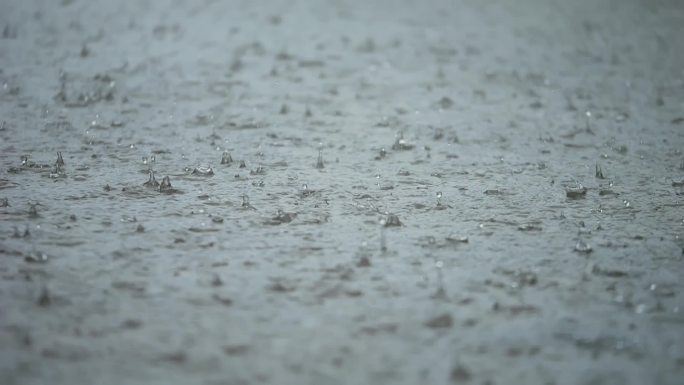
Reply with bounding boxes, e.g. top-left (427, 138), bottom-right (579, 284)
top-left (24, 251), bottom-right (48, 264)
top-left (445, 234), bottom-right (469, 243)
top-left (357, 256), bottom-right (371, 267)
top-left (383, 213), bottom-right (402, 227)
top-left (143, 170), bottom-right (159, 188)
top-left (221, 151), bottom-right (233, 165)
top-left (37, 286), bottom-right (51, 307)
top-left (250, 165), bottom-right (265, 175)
top-left (595, 163), bottom-right (605, 179)
top-left (192, 165), bottom-right (214, 176)
top-left (159, 176), bottom-right (173, 193)
top-left (300, 184), bottom-right (313, 198)
top-left (315, 149), bottom-right (324, 169)
top-left (55, 151), bottom-right (65, 168)
top-left (241, 194), bottom-right (256, 210)
top-left (574, 240), bottom-right (593, 254)
top-left (28, 204), bottom-right (39, 218)
top-left (376, 147), bottom-right (387, 160)
top-left (49, 152), bottom-right (66, 178)
top-left (566, 184), bottom-right (587, 199)
top-left (433, 260), bottom-right (447, 298)
top-left (212, 274), bottom-right (223, 286)
top-left (391, 132), bottom-right (415, 151)
top-left (269, 209), bottom-right (296, 224)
